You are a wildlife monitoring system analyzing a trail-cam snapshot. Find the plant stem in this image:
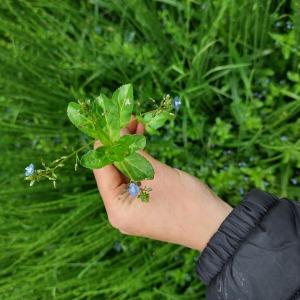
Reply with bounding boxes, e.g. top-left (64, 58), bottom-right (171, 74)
top-left (52, 141), bottom-right (94, 170)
